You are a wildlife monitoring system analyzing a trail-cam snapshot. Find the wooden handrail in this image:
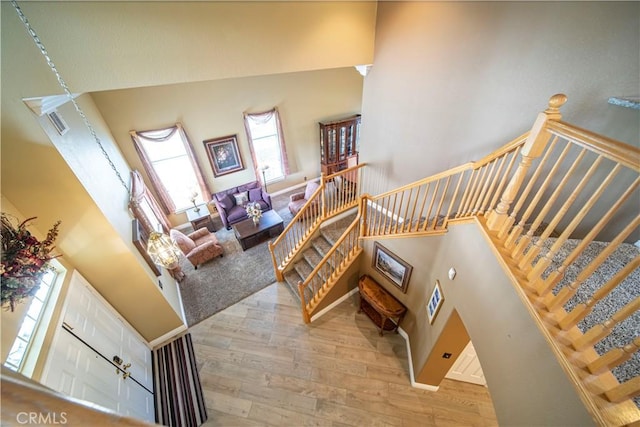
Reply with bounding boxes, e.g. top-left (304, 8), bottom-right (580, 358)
top-left (272, 94), bottom-right (640, 425)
